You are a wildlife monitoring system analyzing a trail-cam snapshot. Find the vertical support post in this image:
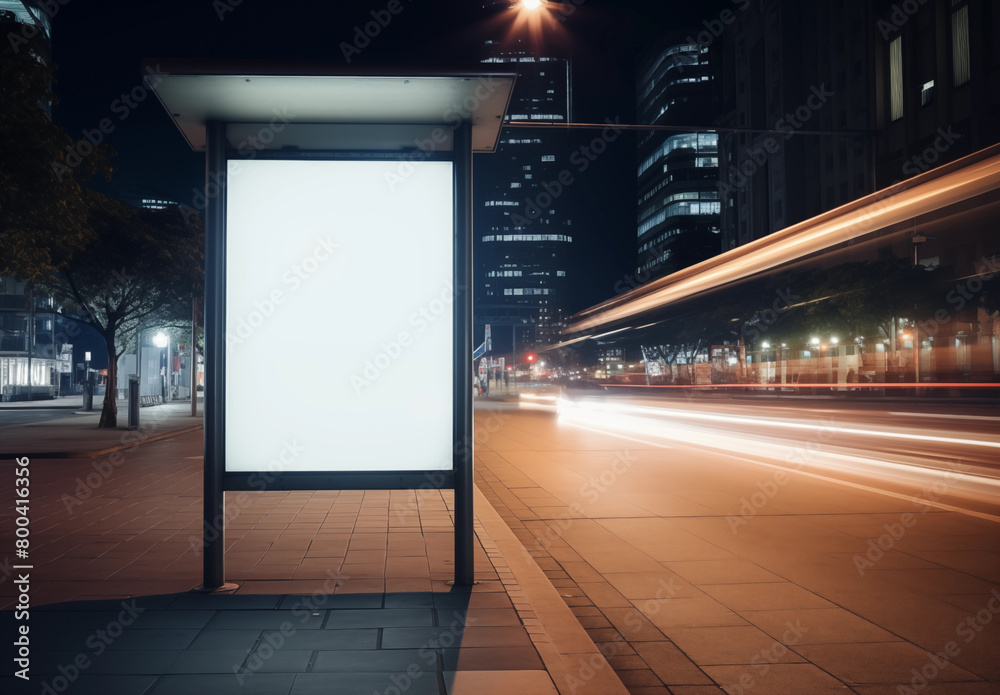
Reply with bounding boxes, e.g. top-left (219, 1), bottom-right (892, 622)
top-left (203, 120), bottom-right (227, 590)
top-left (191, 294), bottom-right (198, 417)
top-left (453, 120), bottom-right (475, 585)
